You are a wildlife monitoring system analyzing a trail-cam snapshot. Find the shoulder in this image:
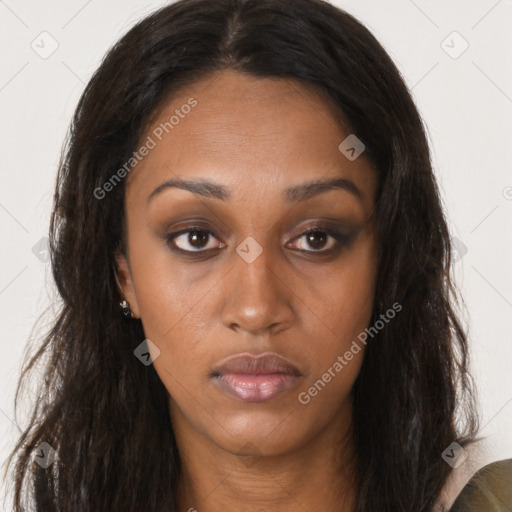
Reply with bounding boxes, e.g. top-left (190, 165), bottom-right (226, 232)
top-left (449, 458), bottom-right (512, 511)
